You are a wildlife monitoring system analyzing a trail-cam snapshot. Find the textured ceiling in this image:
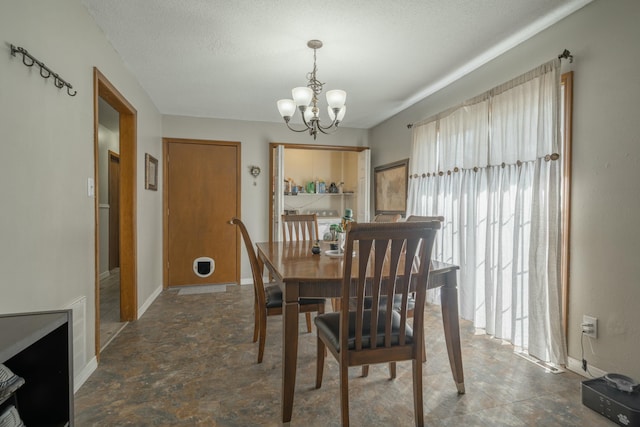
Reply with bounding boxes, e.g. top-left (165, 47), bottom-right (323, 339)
top-left (82, 0), bottom-right (591, 129)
